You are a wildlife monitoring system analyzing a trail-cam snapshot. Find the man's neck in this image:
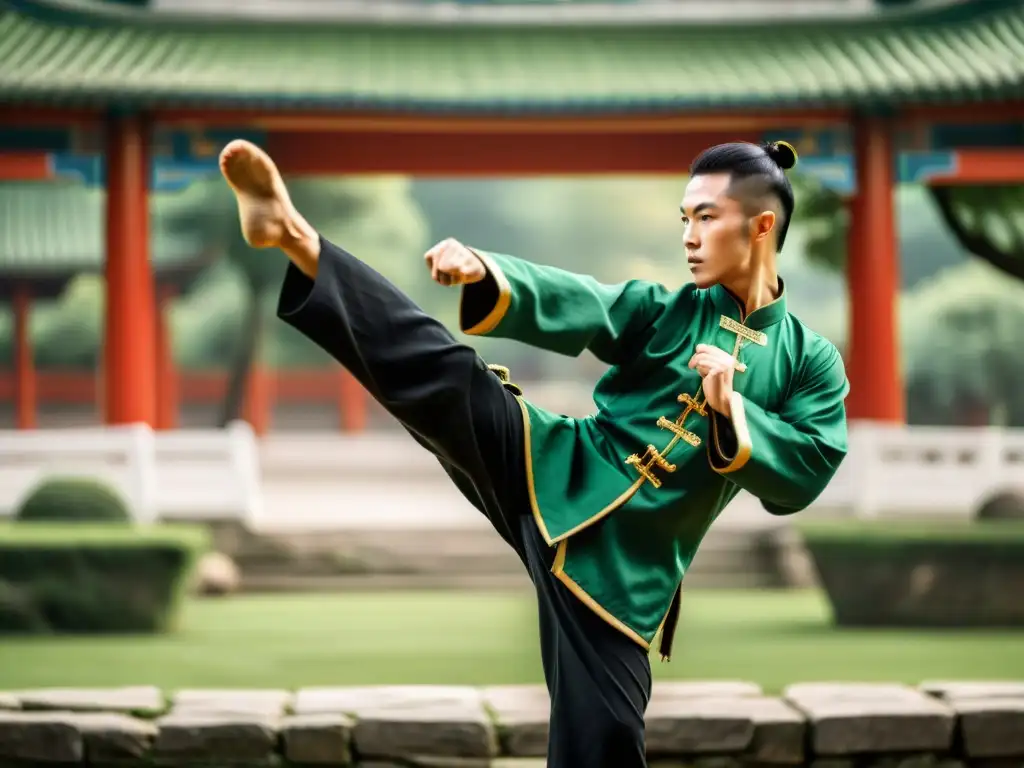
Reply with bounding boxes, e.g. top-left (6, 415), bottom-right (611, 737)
top-left (722, 272), bottom-right (780, 318)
